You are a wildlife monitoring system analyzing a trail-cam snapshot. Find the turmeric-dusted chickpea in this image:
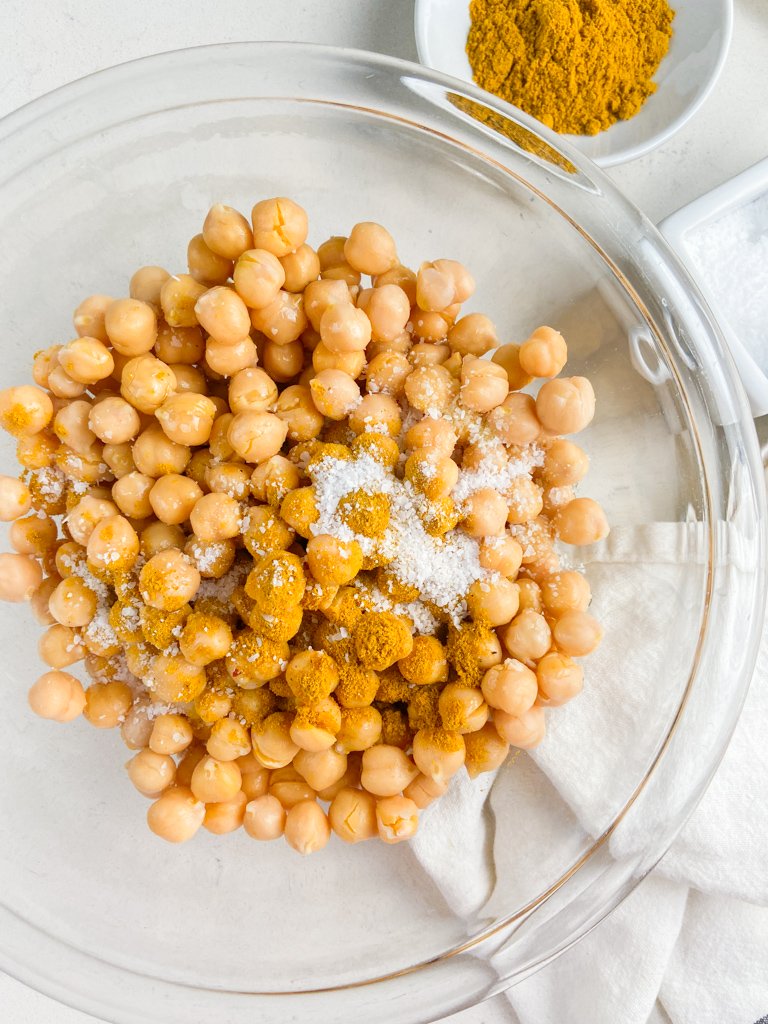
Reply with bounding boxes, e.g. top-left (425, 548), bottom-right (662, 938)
top-left (48, 576), bottom-right (97, 628)
top-left (309, 369), bottom-right (361, 420)
top-left (87, 396), bottom-right (141, 445)
top-left (73, 294), bottom-right (112, 342)
top-left (252, 712), bottom-right (300, 769)
top-left (460, 358), bottom-right (509, 413)
top-left (320, 302), bottom-right (372, 355)
top-left (203, 791), bottom-right (248, 834)
top-left (149, 713), bottom-right (194, 755)
top-left (0, 385), bottom-right (53, 437)
top-left (10, 514), bottom-right (57, 557)
top-left (467, 576), bottom-right (519, 627)
top-left (30, 575), bottom-right (61, 625)
top-left (16, 430), bottom-right (58, 471)
top-left (365, 351), bottom-right (411, 397)
top-left (195, 286), bottom-right (251, 346)
top-left (536, 651), bottom-right (584, 706)
top-left (364, 284), bottom-right (411, 343)
top-left (120, 354), bottom-right (175, 414)
top-left (536, 376), bottom-right (596, 434)
top-left (361, 744), bottom-right (419, 797)
top-left (304, 278), bottom-right (350, 331)
top-left (275, 384), bottom-right (324, 442)
top-left (494, 706), bottom-right (546, 749)
top-left (464, 721), bottom-right (510, 778)
top-left (187, 491), bottom-right (242, 542)
top-left (187, 233), bottom-right (233, 285)
top-left (129, 266), bottom-right (170, 311)
top-left (147, 786), bottom-right (205, 843)
top-left (519, 325), bottom-right (568, 378)
top-left (487, 392), bottom-right (542, 446)
top-left (438, 682), bottom-right (488, 734)
top-left (306, 535), bottom-right (363, 587)
top-left (398, 636), bottom-right (448, 685)
top-left (126, 749), bottom-right (177, 797)
top-left (553, 497), bottom-right (609, 545)
top-left (284, 800), bottom-right (330, 855)
top-left (251, 197), bottom-right (308, 257)
top-left (479, 535), bottom-right (523, 578)
top-left (262, 339), bottom-right (304, 382)
top-left (120, 699), bottom-right (154, 750)
top-left (203, 203), bottom-right (254, 260)
top-left (250, 455), bottom-right (300, 506)
top-left (406, 418), bottom-right (457, 457)
top-left (244, 794), bottom-right (286, 840)
top-left (102, 441), bottom-right (137, 478)
top-left (348, 393), bottom-right (401, 437)
top-left (376, 795), bottom-right (419, 844)
top-left (206, 718), bottom-right (251, 761)
top-left (312, 341), bottom-right (365, 378)
top-left (156, 393), bottom-right (217, 447)
top-left (83, 680), bottom-right (133, 728)
top-left (160, 273), bottom-right (207, 327)
top-left (28, 670), bottom-right (86, 722)
top-left (227, 410), bottom-right (288, 463)
top-left (111, 472), bottom-right (154, 519)
top-left (540, 438), bottom-right (590, 486)
top-left (205, 336), bottom-right (258, 377)
top-left (190, 754), bottom-right (242, 803)
top-left (462, 488), bottom-right (508, 537)
top-left (412, 728), bottom-right (466, 784)
top-left (448, 313), bottom-right (498, 356)
top-left (552, 609), bottom-right (603, 656)
top-left (140, 522), bottom-right (186, 559)
top-left (404, 450), bottom-right (459, 500)
top-left (229, 367), bottom-right (278, 414)
top-left (140, 549), bottom-right (201, 611)
top-left (481, 659), bottom-right (538, 717)
top-left (86, 515), bottom-right (140, 573)
top-left (329, 787), bottom-right (377, 843)
top-left (148, 474), bottom-right (202, 525)
top-left (335, 706), bottom-right (382, 752)
top-left (105, 298), bottom-right (157, 356)
top-left (404, 364), bottom-right (456, 414)
top-left (278, 243), bottom-right (320, 292)
top-left (500, 609), bottom-right (552, 663)
top-left (58, 337), bottom-right (114, 385)
top-left (0, 553), bottom-right (43, 602)
top-left (344, 222), bottom-right (398, 276)
top-left (205, 461), bottom-right (251, 499)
